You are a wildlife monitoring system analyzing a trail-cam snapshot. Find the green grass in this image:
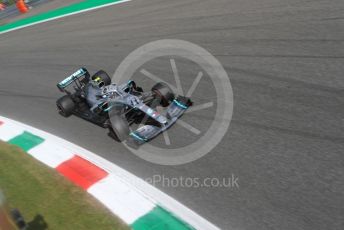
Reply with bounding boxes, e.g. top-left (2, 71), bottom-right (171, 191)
top-left (0, 141), bottom-right (129, 230)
